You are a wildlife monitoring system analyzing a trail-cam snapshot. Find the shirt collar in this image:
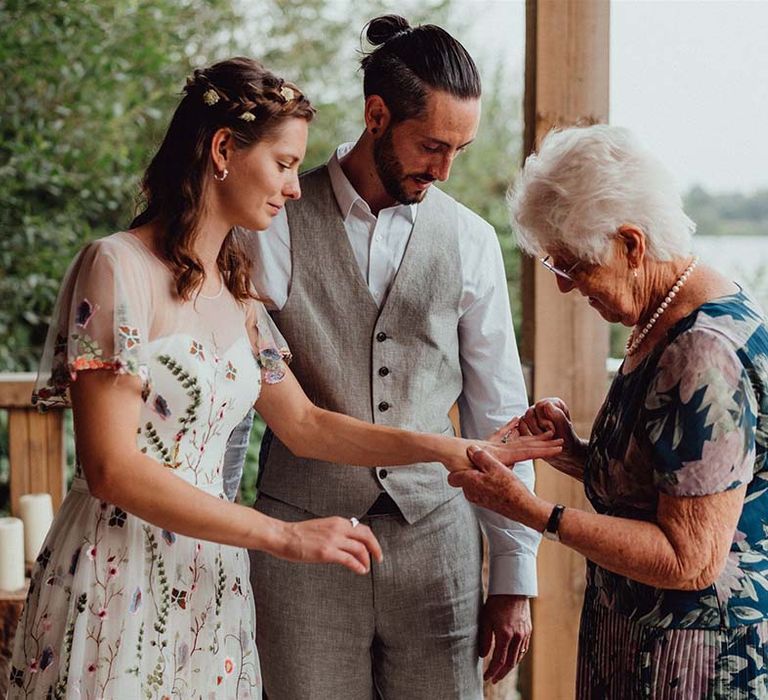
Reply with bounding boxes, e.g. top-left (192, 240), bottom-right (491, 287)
top-left (326, 143), bottom-right (416, 224)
